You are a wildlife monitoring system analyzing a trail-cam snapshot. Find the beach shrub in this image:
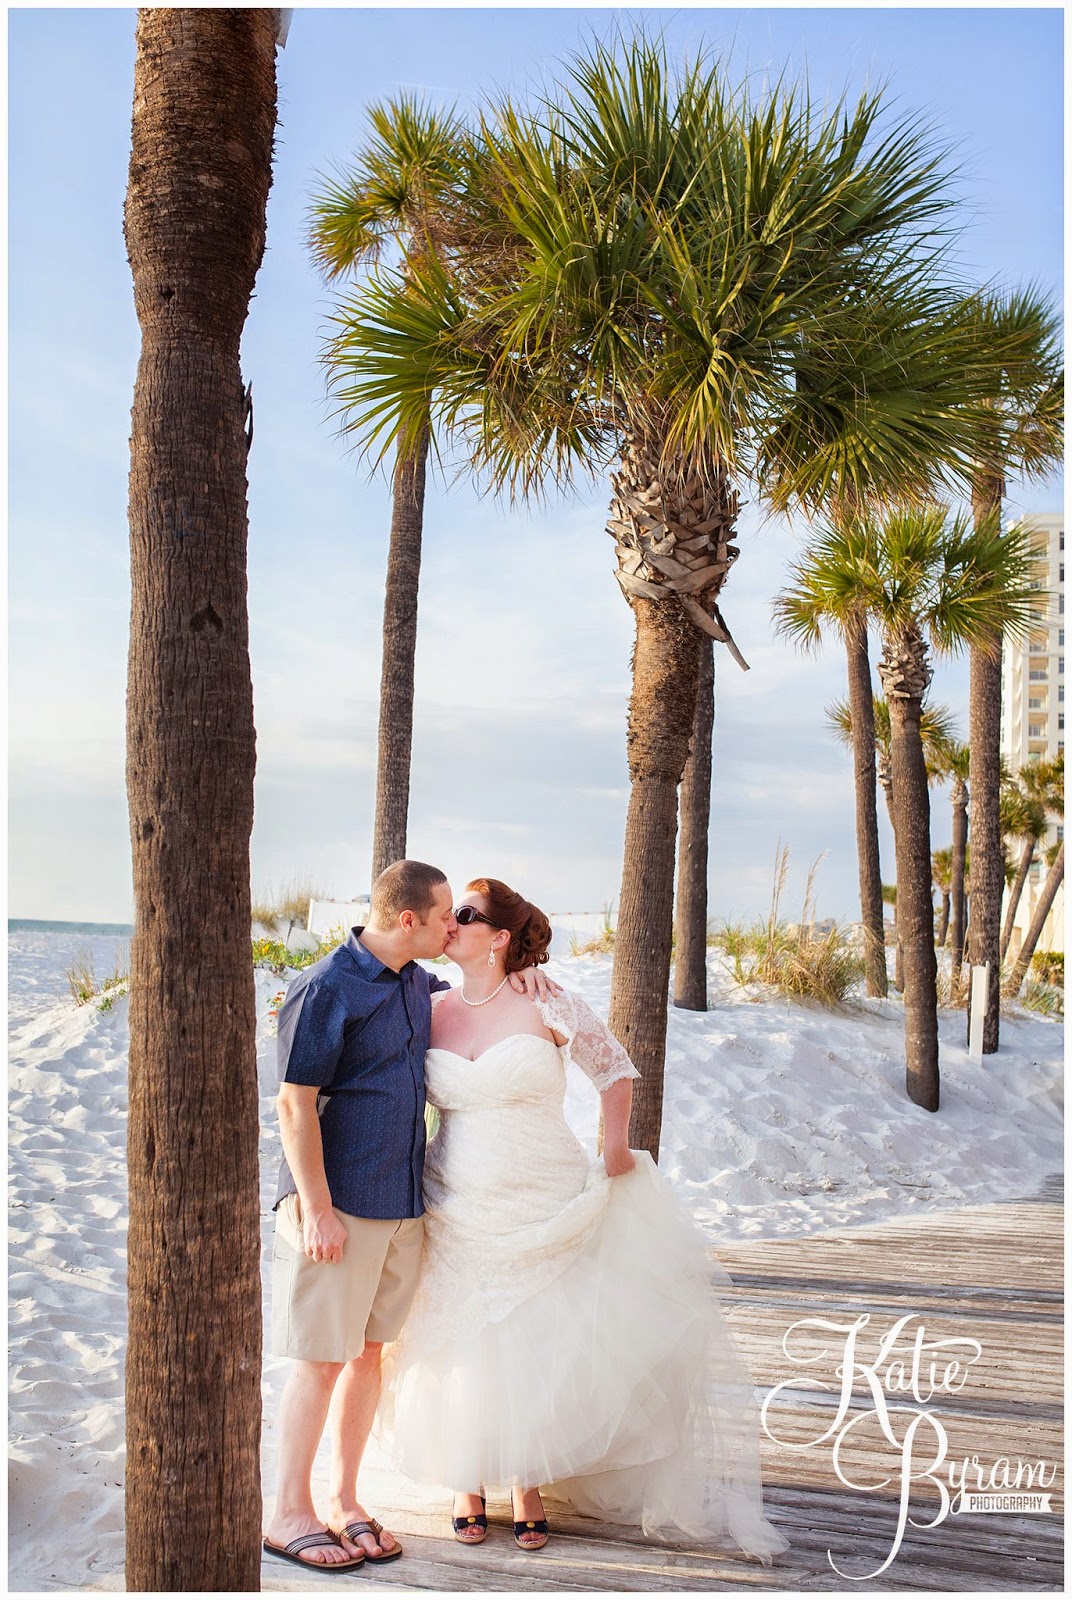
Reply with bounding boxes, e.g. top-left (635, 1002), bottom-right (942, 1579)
top-left (1020, 978), bottom-right (1064, 1019)
top-left (251, 876), bottom-right (329, 933)
top-left (935, 964), bottom-right (970, 1010)
top-left (712, 848), bottom-right (864, 1007)
top-left (251, 926), bottom-right (345, 974)
top-left (66, 947), bottom-right (98, 1005)
top-left (66, 946), bottom-right (129, 1008)
top-left (570, 905), bottom-right (616, 956)
top-left (1030, 950), bottom-right (1063, 986)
